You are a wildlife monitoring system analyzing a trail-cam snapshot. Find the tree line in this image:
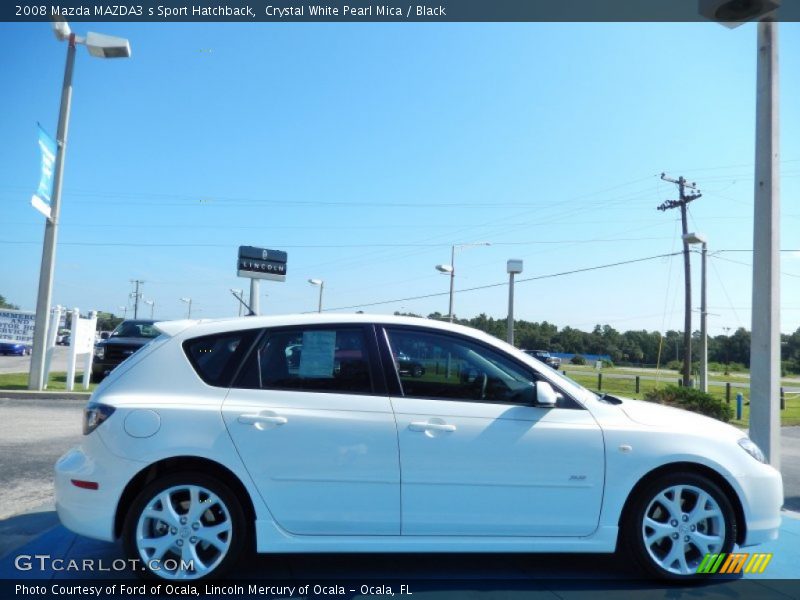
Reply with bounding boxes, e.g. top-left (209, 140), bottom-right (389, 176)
top-left (407, 312), bottom-right (800, 373)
